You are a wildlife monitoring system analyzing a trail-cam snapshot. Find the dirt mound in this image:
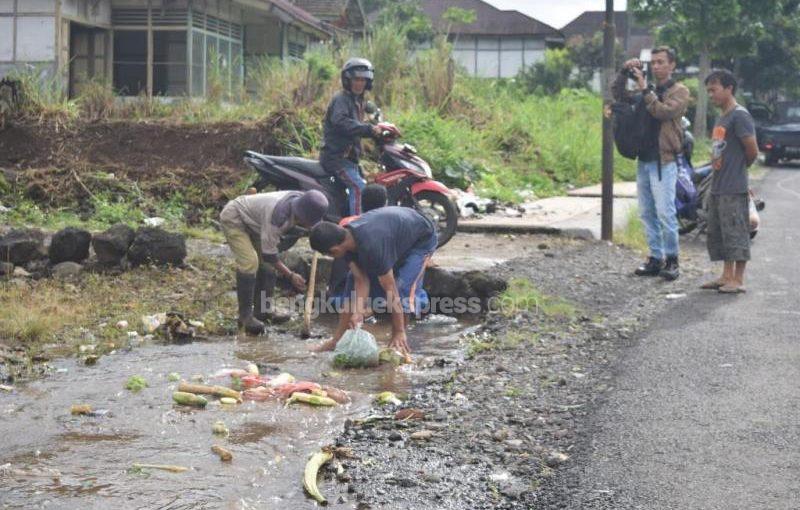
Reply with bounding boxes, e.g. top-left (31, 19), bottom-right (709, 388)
top-left (0, 115), bottom-right (300, 214)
